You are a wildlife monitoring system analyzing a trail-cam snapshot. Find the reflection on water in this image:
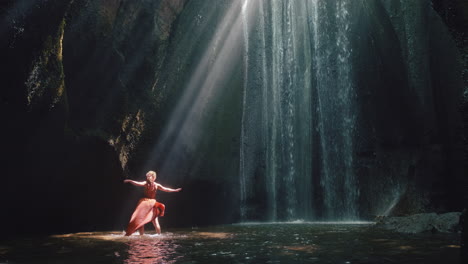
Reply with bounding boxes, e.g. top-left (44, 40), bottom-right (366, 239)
top-left (125, 238), bottom-right (180, 264)
top-left (0, 223), bottom-right (462, 264)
